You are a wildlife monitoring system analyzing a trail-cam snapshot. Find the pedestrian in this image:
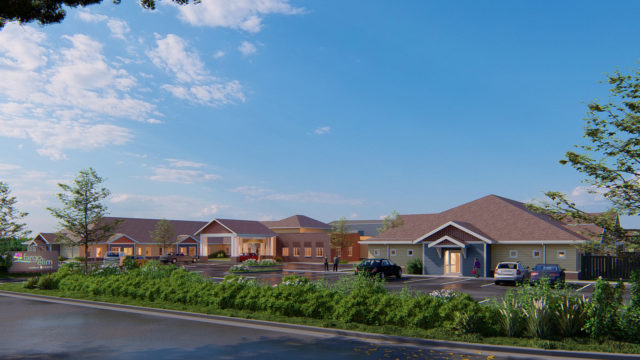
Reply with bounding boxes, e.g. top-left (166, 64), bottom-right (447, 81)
top-left (324, 256), bottom-right (329, 271)
top-left (333, 255), bottom-right (339, 272)
top-left (473, 257), bottom-right (481, 278)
